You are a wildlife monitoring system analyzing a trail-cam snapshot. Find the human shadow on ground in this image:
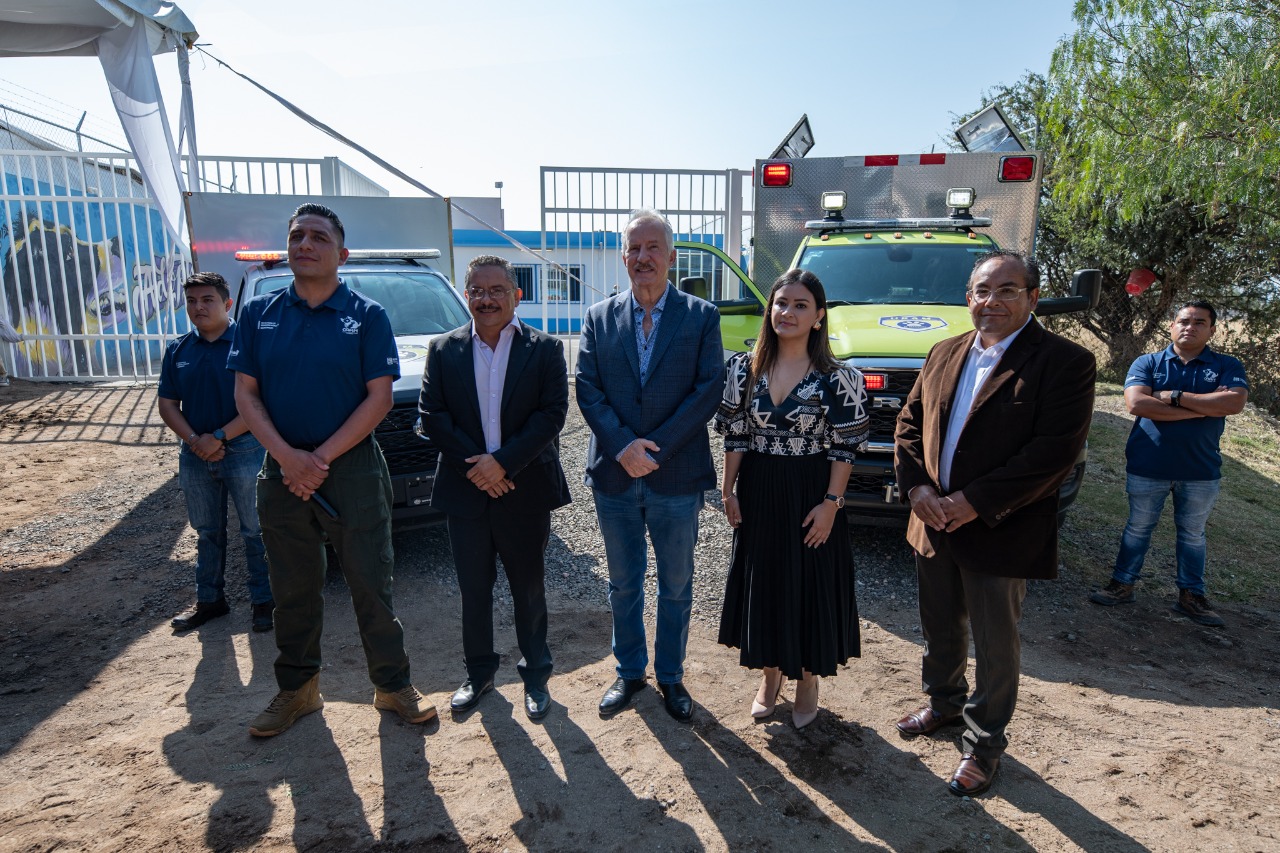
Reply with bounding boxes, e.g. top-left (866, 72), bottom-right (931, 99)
top-left (636, 703), bottom-right (872, 848)
top-left (476, 691), bottom-right (704, 851)
top-left (0, 478), bottom-right (189, 758)
top-left (161, 626), bottom-right (387, 851)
